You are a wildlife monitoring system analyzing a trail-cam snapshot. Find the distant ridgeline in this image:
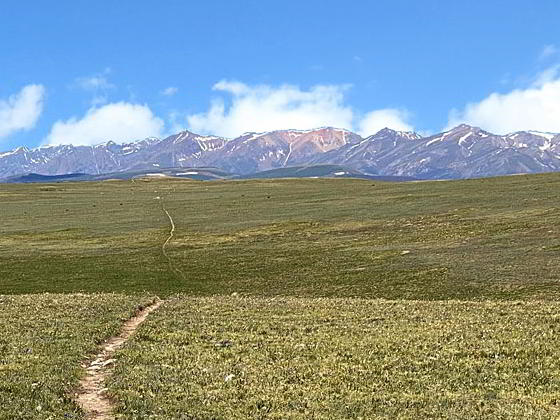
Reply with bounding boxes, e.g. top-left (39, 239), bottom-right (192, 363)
top-left (1, 124), bottom-right (559, 181)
